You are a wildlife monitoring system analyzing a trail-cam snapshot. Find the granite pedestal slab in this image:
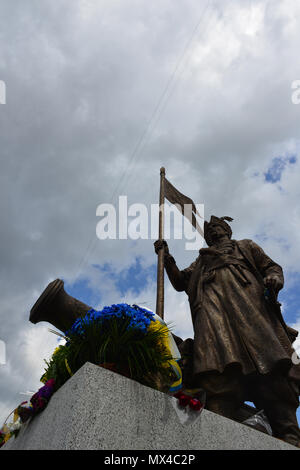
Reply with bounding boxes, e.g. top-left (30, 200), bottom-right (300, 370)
top-left (2, 362), bottom-right (297, 450)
